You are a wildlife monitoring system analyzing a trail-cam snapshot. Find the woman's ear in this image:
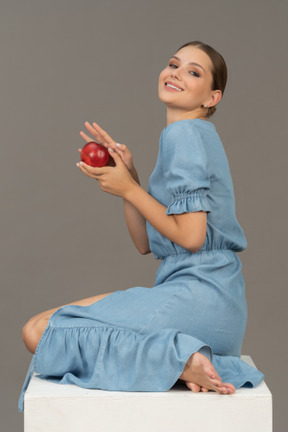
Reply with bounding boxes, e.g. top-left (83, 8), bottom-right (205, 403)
top-left (206, 90), bottom-right (222, 108)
